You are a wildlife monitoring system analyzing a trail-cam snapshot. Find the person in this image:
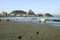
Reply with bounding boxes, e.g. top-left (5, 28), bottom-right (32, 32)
top-left (7, 19), bottom-right (9, 21)
top-left (39, 20), bottom-right (41, 24)
top-left (0, 19), bottom-right (1, 22)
